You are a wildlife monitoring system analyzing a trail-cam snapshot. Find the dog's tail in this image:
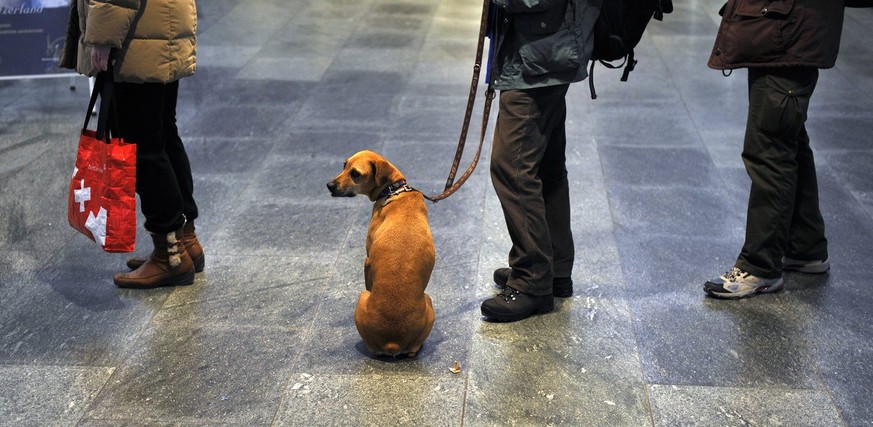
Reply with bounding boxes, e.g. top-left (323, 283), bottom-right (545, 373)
top-left (382, 343), bottom-right (402, 356)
